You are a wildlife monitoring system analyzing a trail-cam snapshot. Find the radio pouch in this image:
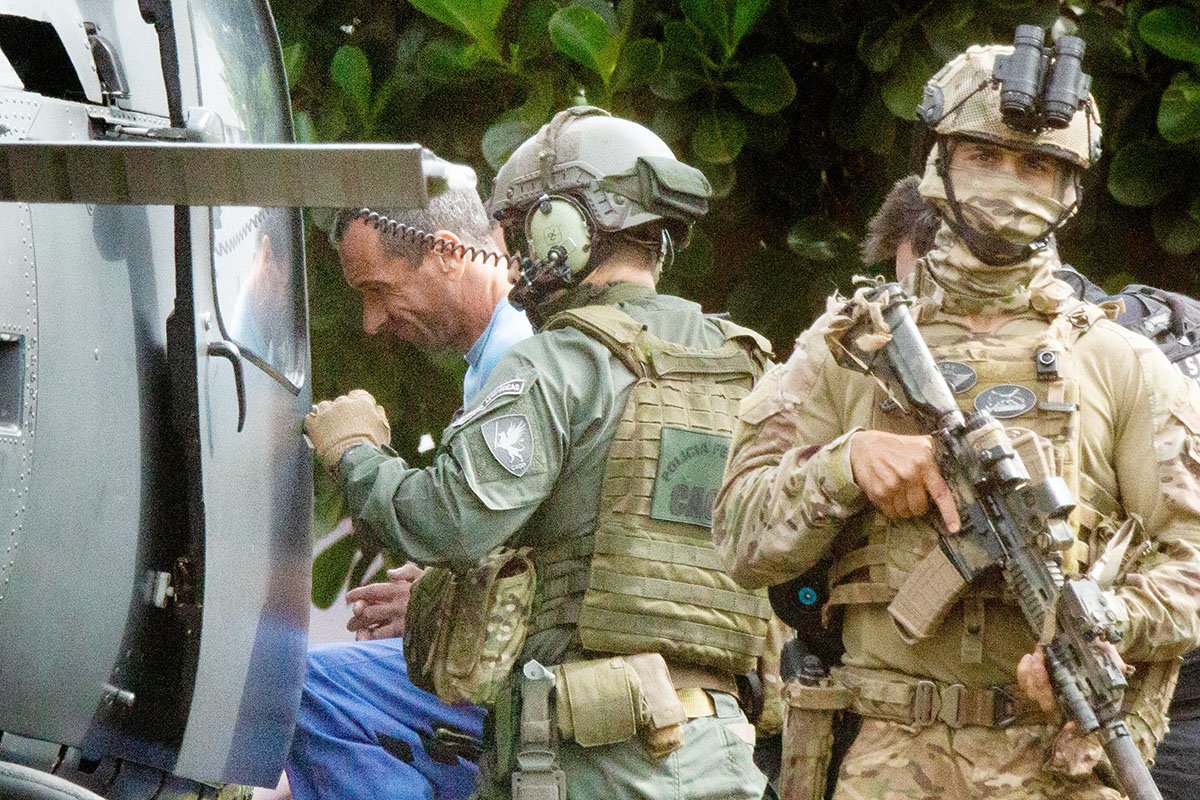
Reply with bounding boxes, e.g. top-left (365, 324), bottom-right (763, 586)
top-left (404, 546), bottom-right (536, 707)
top-left (779, 678), bottom-right (851, 800)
